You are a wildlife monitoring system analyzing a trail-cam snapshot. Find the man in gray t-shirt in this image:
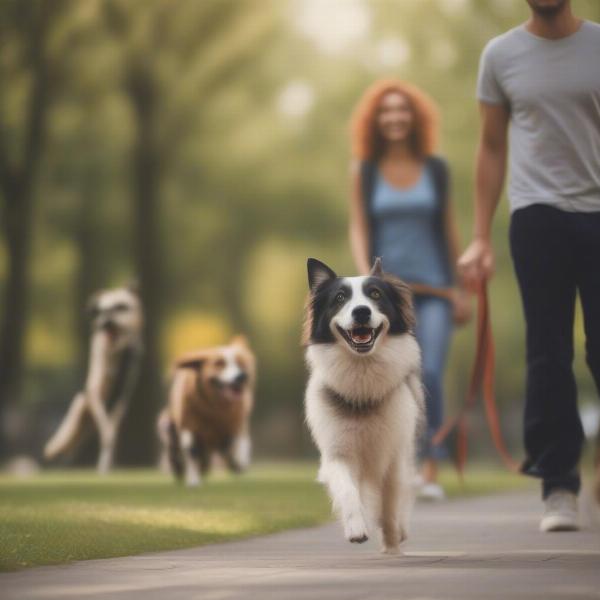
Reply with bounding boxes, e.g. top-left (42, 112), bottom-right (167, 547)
top-left (478, 16), bottom-right (600, 213)
top-left (458, 0), bottom-right (600, 533)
